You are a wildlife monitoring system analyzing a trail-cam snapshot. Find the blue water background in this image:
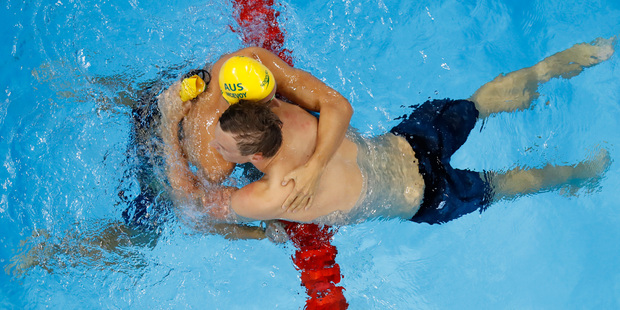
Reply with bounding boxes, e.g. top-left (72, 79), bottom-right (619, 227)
top-left (1, 0), bottom-right (619, 308)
